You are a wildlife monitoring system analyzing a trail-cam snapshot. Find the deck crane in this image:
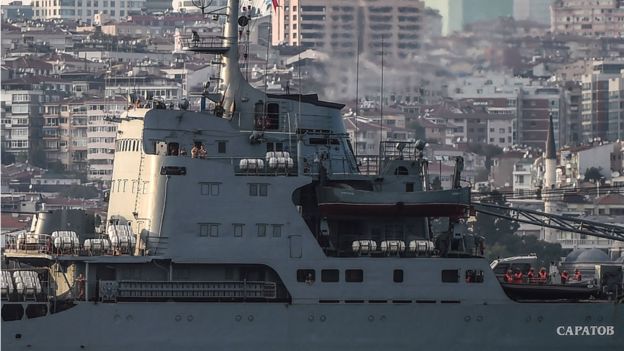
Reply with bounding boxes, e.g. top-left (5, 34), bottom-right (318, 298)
top-left (471, 202), bottom-right (624, 243)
